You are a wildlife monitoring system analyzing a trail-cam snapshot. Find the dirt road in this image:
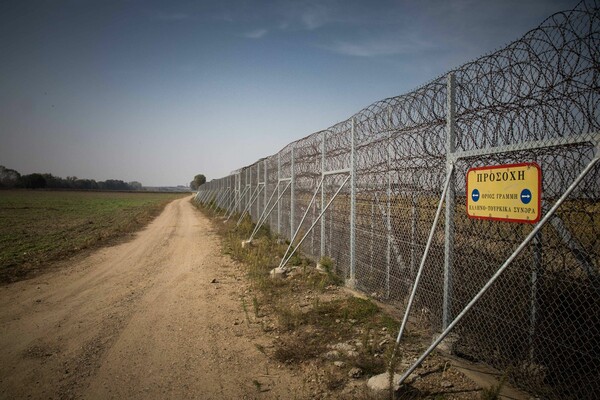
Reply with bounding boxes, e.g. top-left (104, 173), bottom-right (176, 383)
top-left (0, 197), bottom-right (306, 399)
